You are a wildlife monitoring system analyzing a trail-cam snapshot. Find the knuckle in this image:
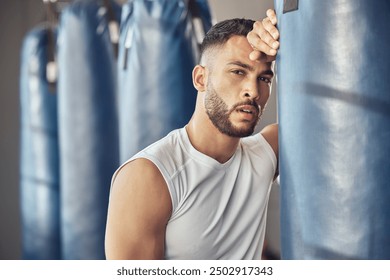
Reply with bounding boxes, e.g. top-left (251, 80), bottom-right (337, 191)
top-left (254, 37), bottom-right (263, 46)
top-left (269, 9), bottom-right (276, 16)
top-left (252, 37), bottom-right (264, 50)
top-left (270, 27), bottom-right (279, 38)
top-left (263, 19), bottom-right (274, 30)
top-left (246, 31), bottom-right (255, 42)
top-left (253, 21), bottom-right (262, 30)
top-left (269, 26), bottom-right (278, 34)
top-left (260, 30), bottom-right (269, 39)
